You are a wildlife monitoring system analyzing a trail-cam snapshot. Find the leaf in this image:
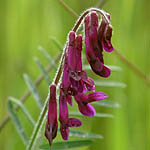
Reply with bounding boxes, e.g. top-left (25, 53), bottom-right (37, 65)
top-left (69, 111), bottom-right (114, 118)
top-left (83, 64), bottom-right (122, 72)
top-left (49, 36), bottom-right (63, 51)
top-left (95, 80), bottom-right (126, 88)
top-left (40, 140), bottom-right (93, 150)
top-left (23, 74), bottom-right (43, 108)
top-left (69, 130), bottom-right (103, 139)
top-left (93, 100), bottom-right (120, 108)
top-left (8, 97), bottom-right (35, 126)
top-left (34, 57), bottom-right (51, 85)
top-left (8, 99), bottom-right (29, 145)
top-left (38, 46), bottom-right (57, 69)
